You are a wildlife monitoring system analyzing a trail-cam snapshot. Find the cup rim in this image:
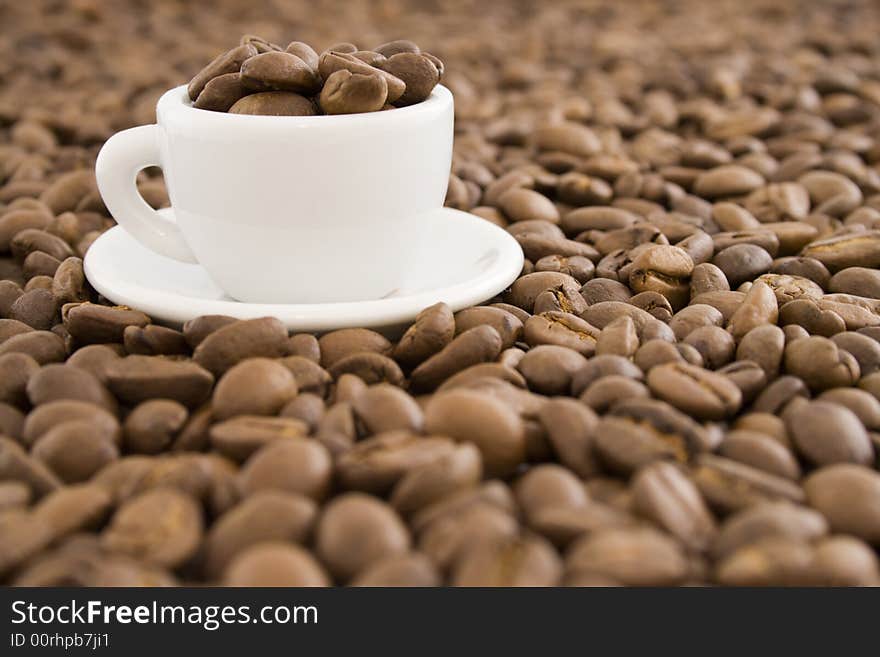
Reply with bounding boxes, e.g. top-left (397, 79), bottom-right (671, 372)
top-left (158, 83), bottom-right (452, 126)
